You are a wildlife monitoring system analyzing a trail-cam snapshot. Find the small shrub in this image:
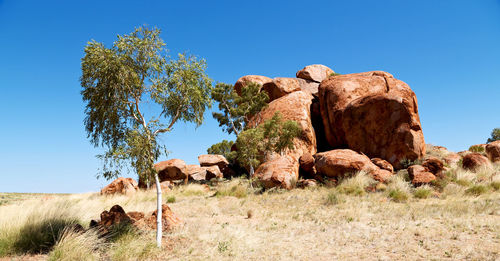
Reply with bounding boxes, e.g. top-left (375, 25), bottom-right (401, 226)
top-left (324, 191), bottom-right (343, 205)
top-left (330, 72), bottom-right (342, 77)
top-left (386, 175), bottom-right (411, 202)
top-left (337, 172), bottom-right (375, 196)
top-left (166, 195), bottom-right (176, 203)
top-left (108, 233), bottom-right (159, 261)
top-left (469, 145), bottom-right (485, 153)
top-left (414, 185), bottom-right (433, 199)
top-left (465, 184), bottom-right (489, 196)
top-left (430, 177), bottom-right (450, 192)
top-left (388, 189), bottom-right (409, 202)
top-left (490, 182), bottom-right (500, 191)
top-left (215, 180), bottom-right (248, 198)
top-left (217, 241), bottom-right (230, 253)
top-left (399, 158), bottom-right (422, 169)
top-left (48, 228), bottom-right (102, 261)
